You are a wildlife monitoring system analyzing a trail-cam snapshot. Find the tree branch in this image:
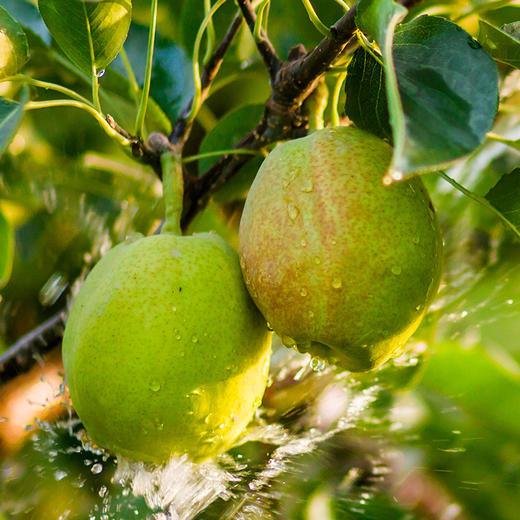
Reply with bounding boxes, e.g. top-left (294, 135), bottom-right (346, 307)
top-left (181, 3), bottom-right (360, 226)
